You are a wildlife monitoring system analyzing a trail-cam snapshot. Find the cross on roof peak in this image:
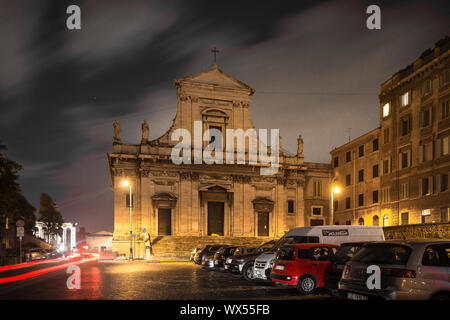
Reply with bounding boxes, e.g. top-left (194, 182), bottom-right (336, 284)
top-left (211, 47), bottom-right (219, 66)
